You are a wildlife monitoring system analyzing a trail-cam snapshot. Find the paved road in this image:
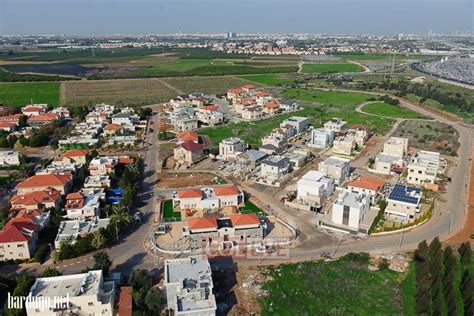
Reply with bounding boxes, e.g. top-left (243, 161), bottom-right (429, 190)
top-left (0, 91), bottom-right (471, 276)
